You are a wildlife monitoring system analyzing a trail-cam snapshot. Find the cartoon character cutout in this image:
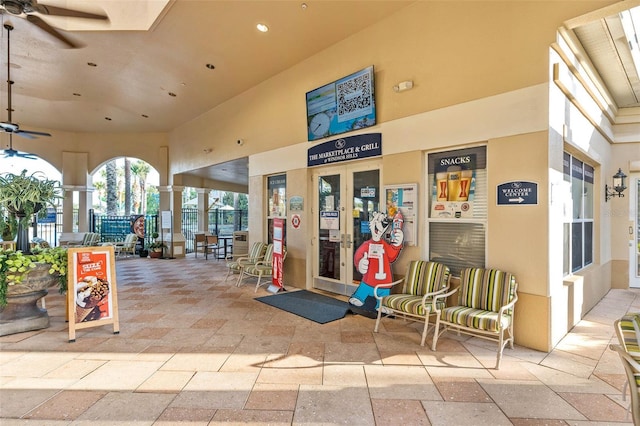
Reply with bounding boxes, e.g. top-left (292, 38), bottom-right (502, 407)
top-left (349, 210), bottom-right (404, 312)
